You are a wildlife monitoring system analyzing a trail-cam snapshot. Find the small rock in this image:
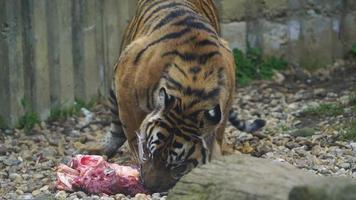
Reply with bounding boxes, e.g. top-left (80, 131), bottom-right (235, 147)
top-left (9, 173), bottom-right (23, 183)
top-left (100, 196), bottom-right (115, 200)
top-left (152, 193), bottom-right (161, 200)
top-left (32, 189), bottom-right (41, 196)
top-left (290, 128), bottom-right (315, 137)
top-left (273, 71), bottom-right (285, 84)
top-left (353, 173), bottom-right (356, 178)
top-left (75, 191), bottom-right (87, 198)
top-left (115, 194), bottom-right (126, 200)
top-left (135, 193), bottom-right (150, 200)
top-left (339, 95), bottom-right (350, 105)
top-left (19, 194), bottom-right (33, 200)
top-left (350, 143), bottom-right (356, 153)
top-left (0, 144), bottom-right (7, 155)
top-left (55, 191), bottom-right (68, 200)
top-left (313, 88), bottom-right (326, 97)
top-left (338, 162), bottom-right (351, 170)
top-left (33, 173), bottom-right (45, 179)
top-left (39, 185), bottom-right (49, 192)
top-left (311, 145), bottom-right (323, 156)
top-left (16, 189), bottom-right (24, 195)
top-left (327, 92), bottom-right (338, 98)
